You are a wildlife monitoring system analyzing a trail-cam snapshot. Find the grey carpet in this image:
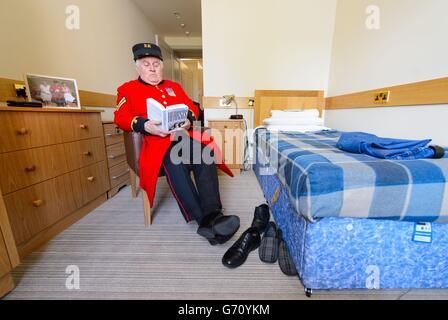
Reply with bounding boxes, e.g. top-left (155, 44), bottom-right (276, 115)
top-left (3, 171), bottom-right (448, 300)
